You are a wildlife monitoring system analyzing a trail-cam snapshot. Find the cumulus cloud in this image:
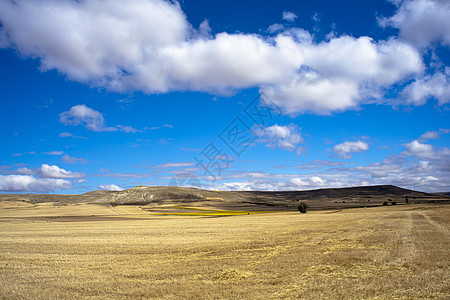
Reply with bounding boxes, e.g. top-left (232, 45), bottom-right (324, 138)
top-left (261, 37), bottom-right (423, 114)
top-left (403, 140), bottom-right (450, 177)
top-left (400, 69), bottom-right (450, 105)
top-left (290, 176), bottom-right (326, 187)
top-left (0, 0), bottom-right (424, 115)
top-left (0, 175), bottom-right (72, 192)
top-left (16, 167), bottom-right (34, 175)
top-left (282, 11), bottom-right (298, 22)
top-left (0, 0), bottom-right (188, 83)
top-left (98, 184), bottom-right (123, 191)
top-left (60, 104), bottom-right (117, 132)
top-left (379, 0), bottom-right (450, 48)
top-left (253, 123), bottom-right (303, 153)
top-left (404, 140), bottom-right (437, 159)
top-left (37, 164), bottom-right (85, 178)
top-left (60, 104), bottom-right (140, 133)
top-left (0, 164), bottom-right (87, 192)
top-left (418, 129), bottom-right (449, 141)
top-left (420, 131), bottom-right (440, 140)
top-left (333, 141), bottom-right (369, 159)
